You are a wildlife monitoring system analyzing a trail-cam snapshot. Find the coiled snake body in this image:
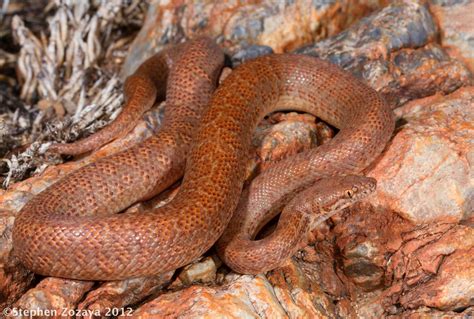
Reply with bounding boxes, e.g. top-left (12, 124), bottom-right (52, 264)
top-left (12, 38), bottom-right (394, 280)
